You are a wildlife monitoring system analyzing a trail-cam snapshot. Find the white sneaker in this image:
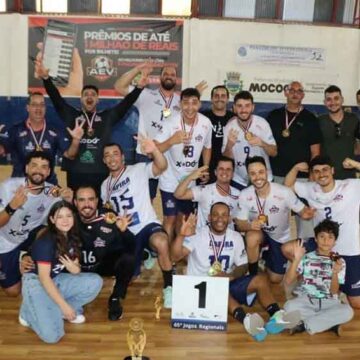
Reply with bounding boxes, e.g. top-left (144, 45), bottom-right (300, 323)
top-left (143, 249), bottom-right (155, 270)
top-left (67, 314), bottom-right (86, 324)
top-left (243, 313), bottom-right (267, 342)
top-left (163, 286), bottom-right (172, 309)
top-left (19, 315), bottom-right (29, 327)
